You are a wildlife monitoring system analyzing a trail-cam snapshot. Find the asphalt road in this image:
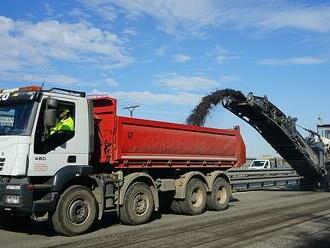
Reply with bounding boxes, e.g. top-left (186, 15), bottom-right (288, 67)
top-left (1, 187), bottom-right (330, 248)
